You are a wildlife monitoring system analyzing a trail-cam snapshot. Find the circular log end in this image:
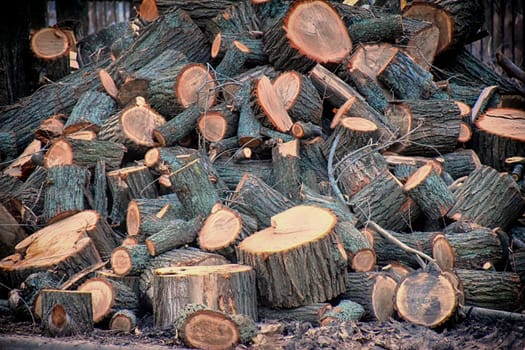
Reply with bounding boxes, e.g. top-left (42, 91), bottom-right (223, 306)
top-left (273, 71), bottom-right (302, 110)
top-left (144, 148), bottom-right (161, 167)
top-left (31, 28), bottom-right (69, 60)
top-left (121, 105), bottom-right (166, 147)
top-left (351, 248), bottom-right (376, 272)
top-left (475, 108), bottom-right (525, 142)
top-left (198, 111), bottom-right (228, 142)
top-left (44, 138), bottom-right (74, 168)
top-left (77, 277), bottom-right (114, 323)
top-left (199, 206), bottom-right (243, 251)
top-left (175, 63), bottom-right (218, 109)
top-left (291, 122), bottom-right (305, 138)
top-left (182, 310), bottom-right (240, 350)
top-left (432, 235), bottom-right (455, 272)
top-left (403, 163), bottom-right (433, 191)
top-left (284, 0), bottom-right (352, 63)
top-left (111, 248), bottom-right (132, 276)
top-left (371, 274), bottom-right (397, 322)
